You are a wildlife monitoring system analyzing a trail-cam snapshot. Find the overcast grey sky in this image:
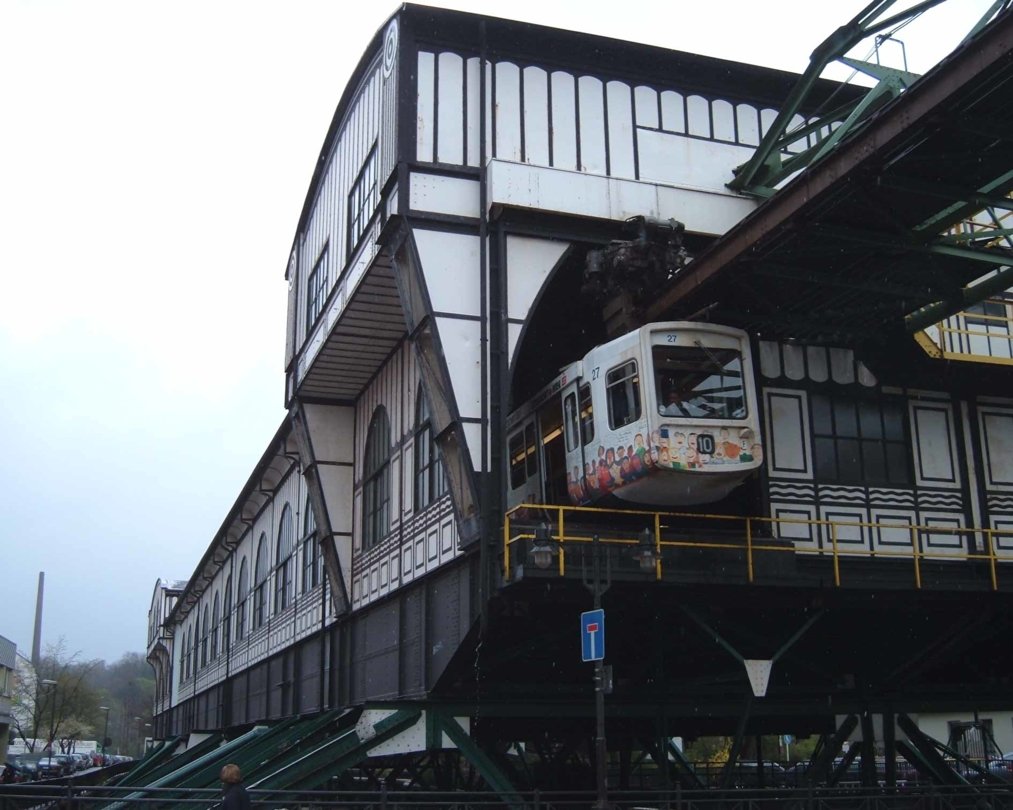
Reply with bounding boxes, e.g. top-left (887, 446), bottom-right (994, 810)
top-left (0, 0), bottom-right (990, 664)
